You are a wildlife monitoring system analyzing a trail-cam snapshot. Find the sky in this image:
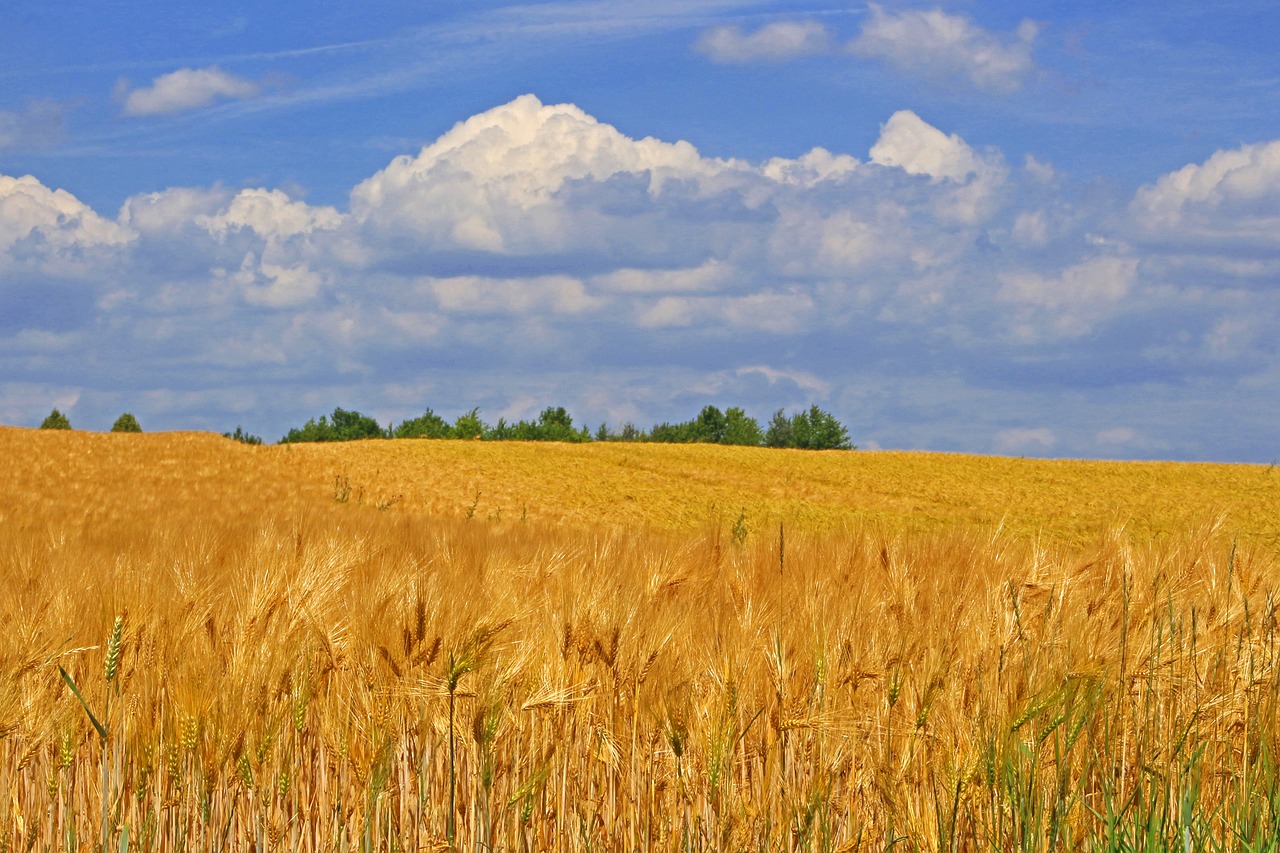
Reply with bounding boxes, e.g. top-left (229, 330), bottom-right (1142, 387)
top-left (2, 1), bottom-right (1279, 461)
